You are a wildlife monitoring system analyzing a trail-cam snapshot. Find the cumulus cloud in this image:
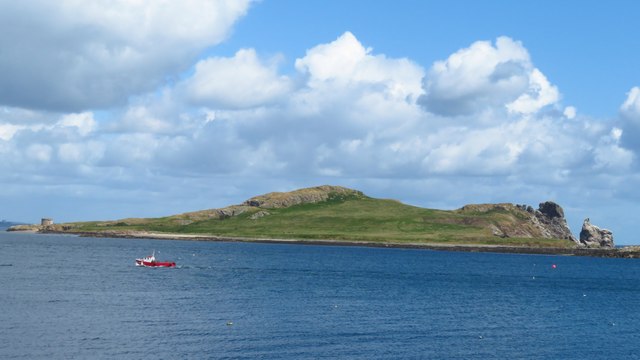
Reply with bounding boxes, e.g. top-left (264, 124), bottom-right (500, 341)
top-left (419, 37), bottom-right (559, 116)
top-left (619, 87), bottom-right (640, 149)
top-left (58, 113), bottom-right (97, 136)
top-left (295, 32), bottom-right (424, 99)
top-left (183, 49), bottom-right (293, 109)
top-left (0, 29), bottom-right (636, 241)
top-left (621, 87), bottom-right (640, 119)
top-left (0, 123), bottom-right (23, 141)
top-left (564, 106), bottom-right (577, 119)
top-left (284, 31), bottom-right (424, 139)
top-left (593, 127), bottom-right (633, 171)
top-left (0, 0), bottom-right (251, 112)
top-left (506, 68), bottom-right (559, 114)
top-left (2, 32), bottom-right (622, 184)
